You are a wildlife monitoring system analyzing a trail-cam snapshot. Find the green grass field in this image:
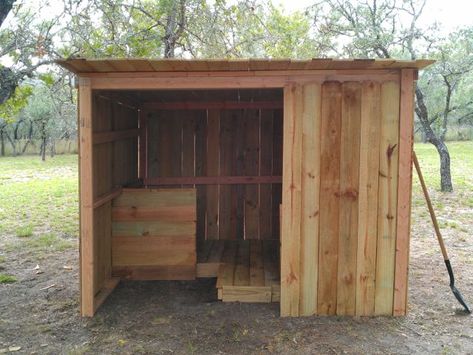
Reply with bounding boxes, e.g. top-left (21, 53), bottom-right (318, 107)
top-left (0, 154), bottom-right (78, 253)
top-left (0, 141), bottom-right (471, 253)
